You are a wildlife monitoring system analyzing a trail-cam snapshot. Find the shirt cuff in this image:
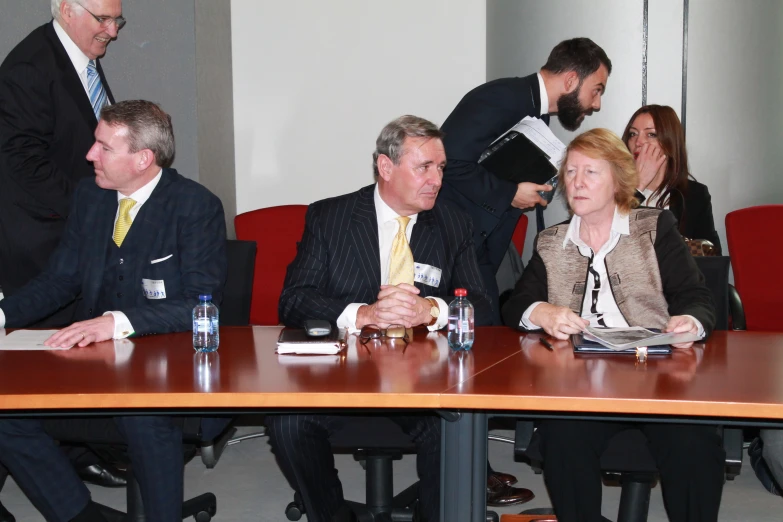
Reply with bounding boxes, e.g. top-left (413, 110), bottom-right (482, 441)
top-left (519, 301), bottom-right (545, 330)
top-left (683, 315), bottom-right (706, 338)
top-left (0, 307), bottom-right (5, 329)
top-left (103, 311), bottom-right (134, 339)
top-left (337, 303), bottom-right (366, 333)
top-left (428, 297), bottom-right (448, 331)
